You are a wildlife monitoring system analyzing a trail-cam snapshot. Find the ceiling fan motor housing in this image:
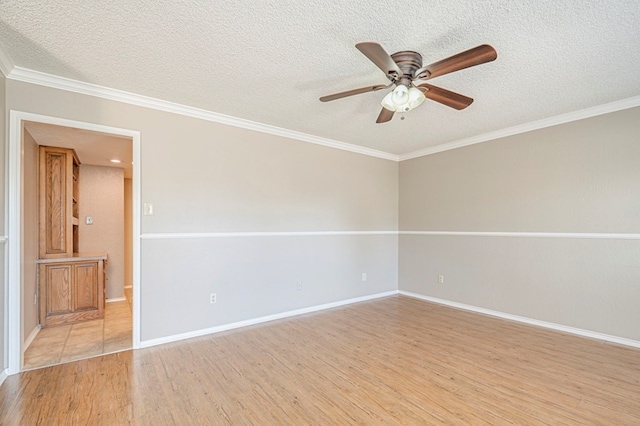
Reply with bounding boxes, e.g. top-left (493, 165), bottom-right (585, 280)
top-left (390, 51), bottom-right (423, 82)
